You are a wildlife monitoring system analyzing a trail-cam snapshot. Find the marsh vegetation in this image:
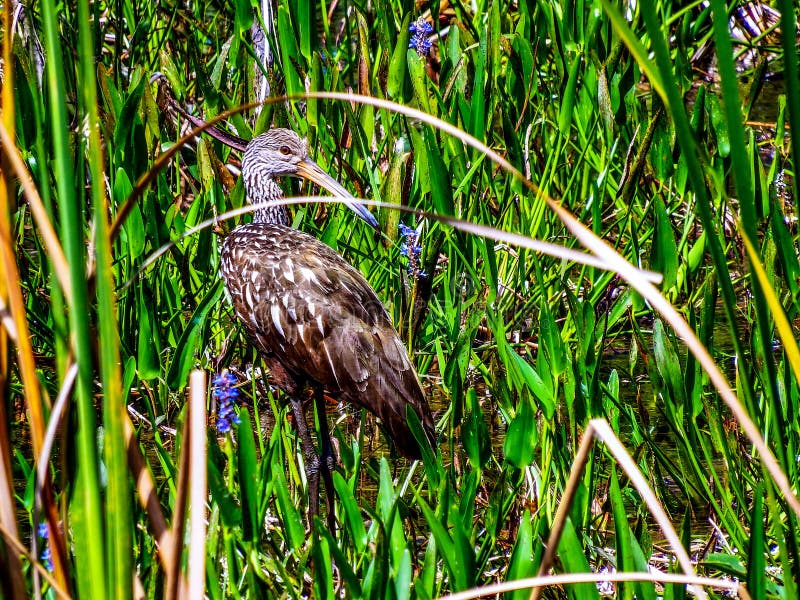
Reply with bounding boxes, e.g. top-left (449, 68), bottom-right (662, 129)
top-left (1, 1), bottom-right (799, 598)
